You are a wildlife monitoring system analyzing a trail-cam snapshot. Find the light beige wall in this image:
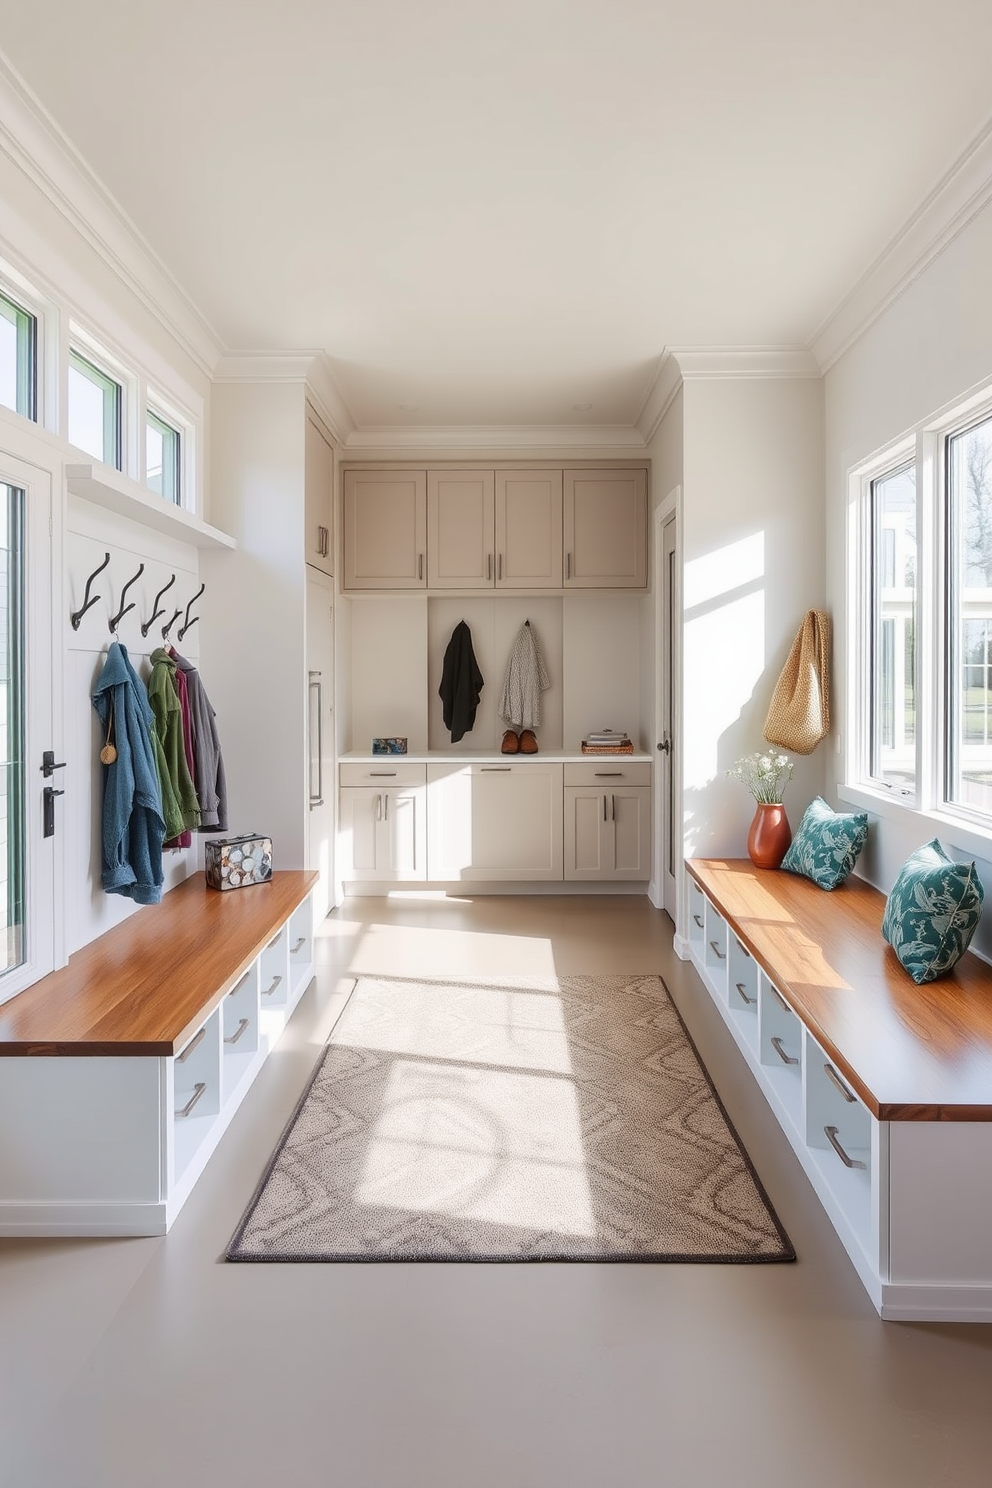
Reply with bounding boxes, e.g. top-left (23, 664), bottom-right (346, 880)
top-left (201, 381), bottom-right (307, 865)
top-left (824, 196), bottom-right (992, 913)
top-left (681, 376), bottom-right (825, 858)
